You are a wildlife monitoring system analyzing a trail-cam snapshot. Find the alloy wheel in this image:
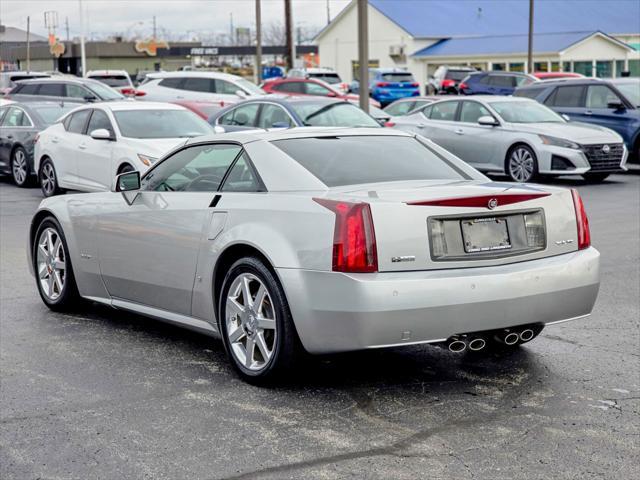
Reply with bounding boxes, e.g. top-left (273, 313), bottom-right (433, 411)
top-left (41, 163), bottom-right (56, 196)
top-left (36, 227), bottom-right (66, 301)
top-left (225, 273), bottom-right (277, 371)
top-left (12, 149), bottom-right (28, 185)
top-left (509, 147), bottom-right (535, 182)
